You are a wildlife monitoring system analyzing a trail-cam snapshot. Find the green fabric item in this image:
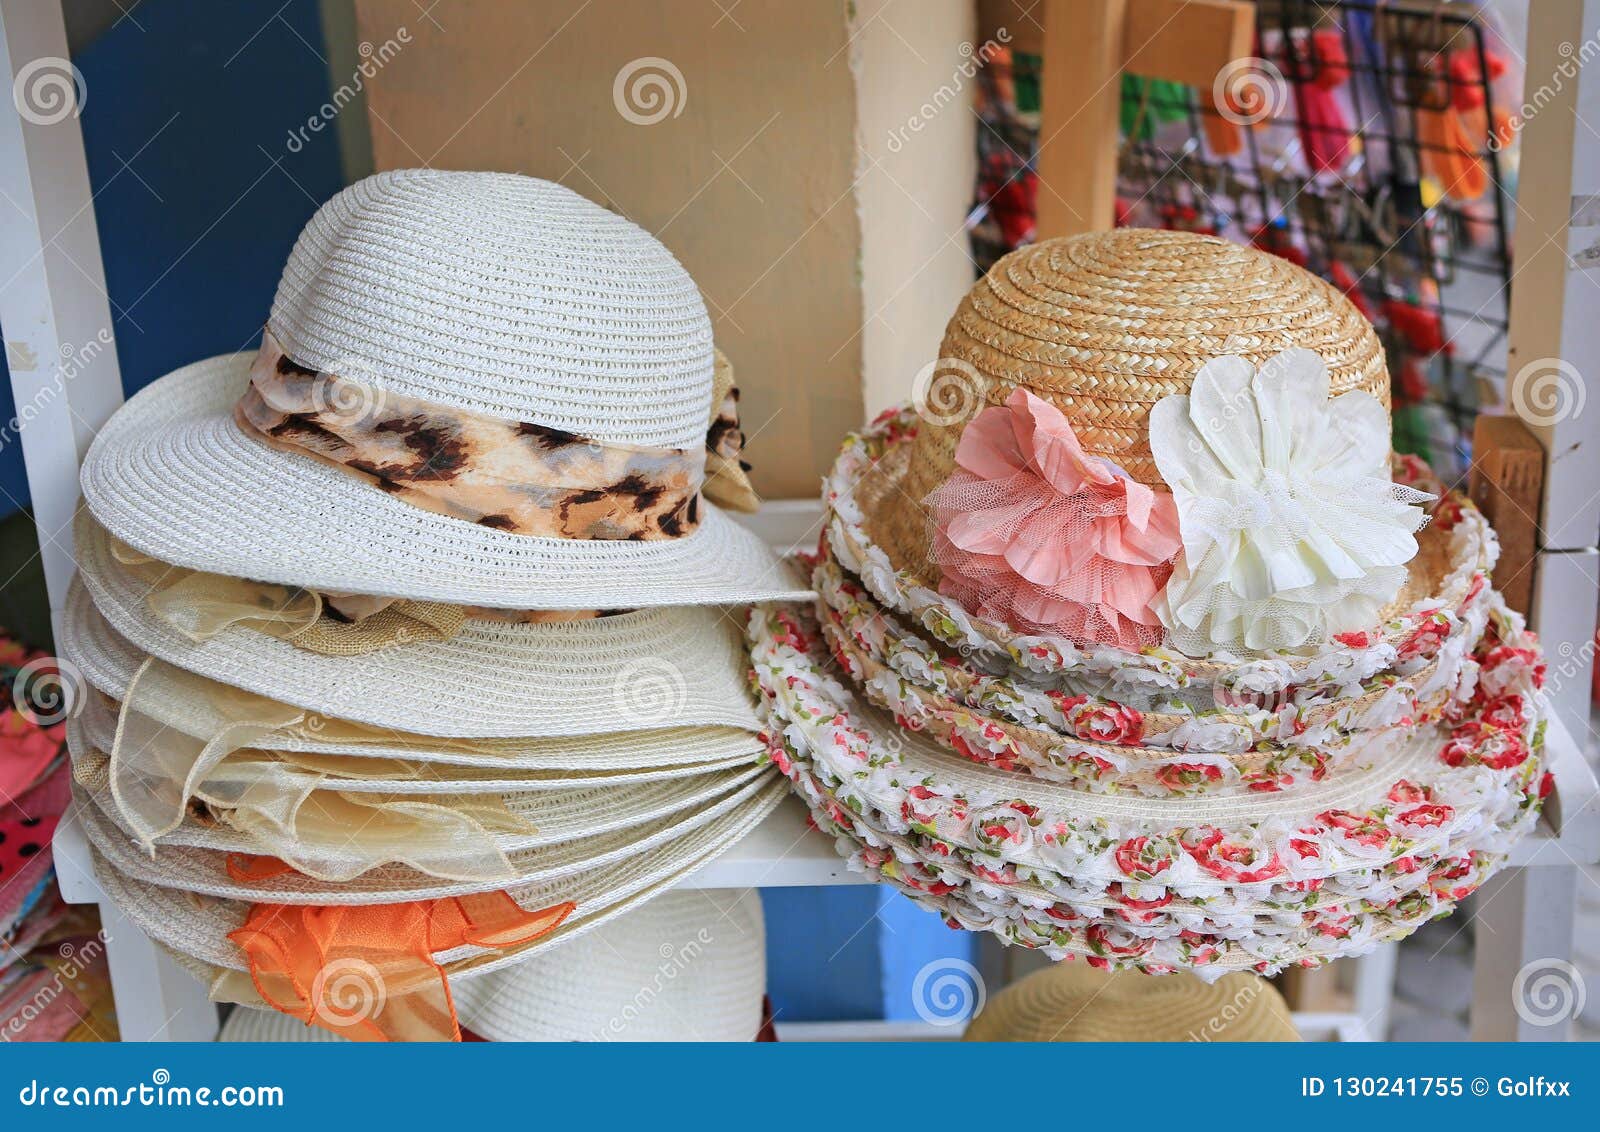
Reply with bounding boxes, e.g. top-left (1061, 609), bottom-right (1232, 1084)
top-left (1014, 52), bottom-right (1041, 114)
top-left (1121, 76), bottom-right (1190, 141)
